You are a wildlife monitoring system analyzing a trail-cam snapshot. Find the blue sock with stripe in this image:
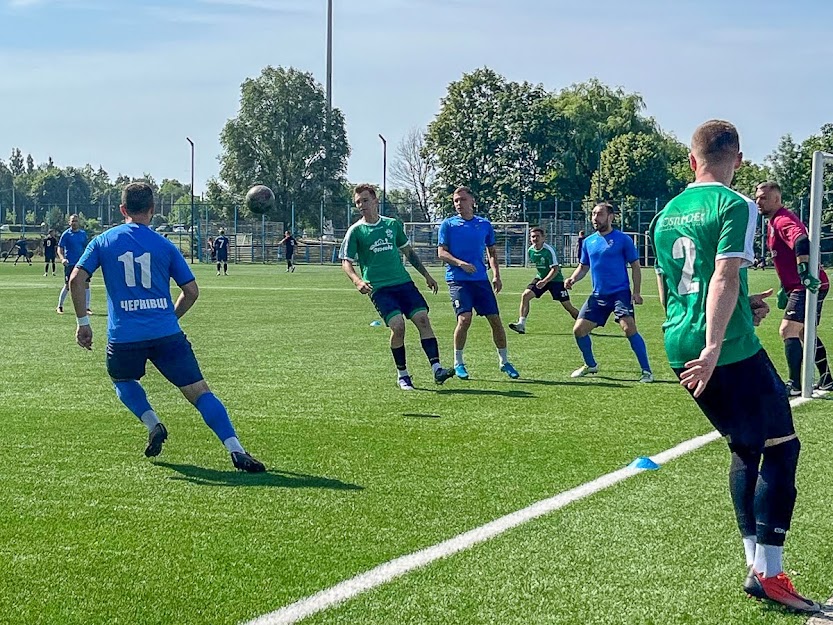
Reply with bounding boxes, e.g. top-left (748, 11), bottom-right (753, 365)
top-left (576, 335), bottom-right (597, 367)
top-left (195, 392), bottom-right (237, 443)
top-left (113, 380), bottom-right (153, 419)
top-left (628, 333), bottom-right (651, 371)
